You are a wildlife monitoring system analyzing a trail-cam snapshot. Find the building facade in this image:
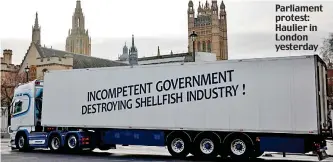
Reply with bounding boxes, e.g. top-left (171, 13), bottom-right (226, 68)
top-left (65, 0), bottom-right (91, 56)
top-left (1, 50), bottom-right (20, 75)
top-left (118, 45), bottom-right (217, 65)
top-left (118, 35), bottom-right (139, 66)
top-left (1, 49), bottom-right (20, 82)
top-left (136, 52), bottom-right (216, 65)
top-left (15, 0), bottom-right (128, 80)
top-left (1, 49), bottom-right (20, 84)
top-left (1, 49), bottom-right (20, 109)
top-left (187, 0), bottom-right (228, 61)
